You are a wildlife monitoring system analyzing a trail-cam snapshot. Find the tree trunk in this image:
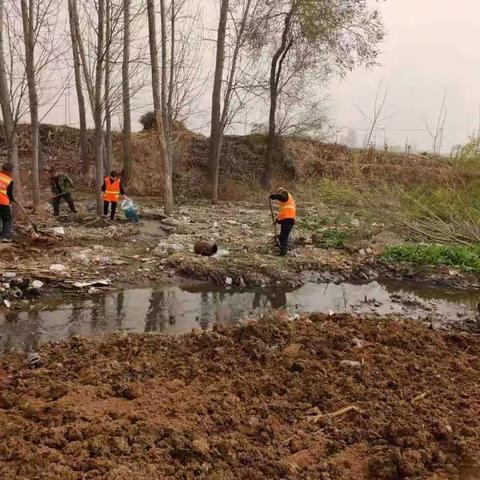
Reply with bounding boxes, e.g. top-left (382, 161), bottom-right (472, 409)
top-left (67, 0), bottom-right (89, 175)
top-left (0, 0), bottom-right (22, 205)
top-left (263, 89), bottom-right (277, 190)
top-left (147, 0), bottom-right (171, 215)
top-left (122, 0), bottom-right (132, 181)
top-left (20, 0), bottom-right (40, 209)
top-left (94, 0), bottom-right (105, 216)
top-left (209, 0), bottom-right (229, 204)
top-left (167, 0), bottom-right (175, 123)
top-left (263, 7), bottom-right (295, 190)
top-left (159, 0), bottom-right (174, 213)
top-left (104, 0), bottom-right (112, 174)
